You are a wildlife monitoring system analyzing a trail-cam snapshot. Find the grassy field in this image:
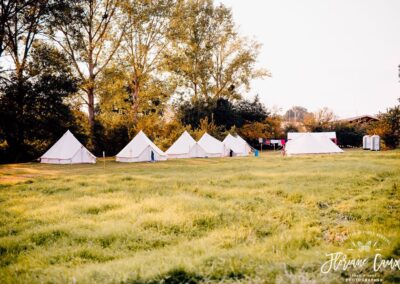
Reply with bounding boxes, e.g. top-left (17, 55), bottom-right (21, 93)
top-left (0, 150), bottom-right (399, 283)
